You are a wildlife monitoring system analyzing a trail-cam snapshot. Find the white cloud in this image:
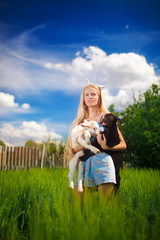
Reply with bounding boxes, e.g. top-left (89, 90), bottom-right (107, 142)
top-left (0, 92), bottom-right (18, 107)
top-left (102, 88), bottom-right (131, 110)
top-left (0, 121), bottom-right (62, 146)
top-left (0, 35), bottom-right (159, 109)
top-left (44, 47), bottom-right (157, 91)
top-left (22, 103), bottom-right (30, 109)
top-left (44, 46), bottom-right (158, 108)
top-left (0, 92), bottom-right (30, 115)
